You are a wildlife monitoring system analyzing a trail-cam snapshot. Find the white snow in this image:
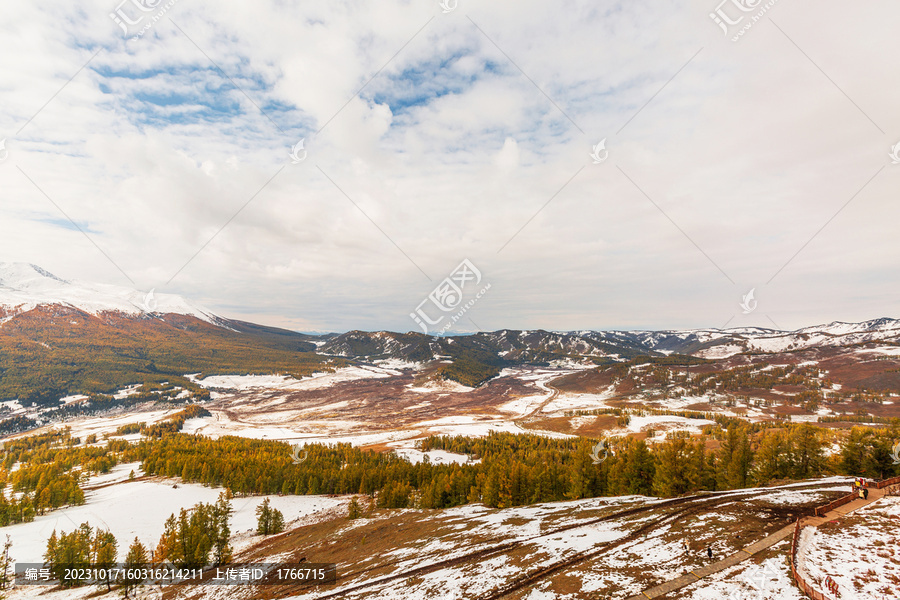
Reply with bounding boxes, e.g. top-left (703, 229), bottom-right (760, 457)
top-left (858, 345), bottom-right (900, 356)
top-left (406, 379), bottom-right (474, 393)
top-left (0, 262), bottom-right (219, 324)
top-left (3, 478), bottom-right (345, 565)
top-left (392, 449), bottom-right (476, 465)
top-left (541, 389), bottom-right (616, 414)
top-left (626, 415), bottom-right (715, 434)
top-left (58, 394), bottom-right (89, 405)
top-left (795, 496), bottom-right (899, 598)
top-left (190, 365), bottom-right (398, 391)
